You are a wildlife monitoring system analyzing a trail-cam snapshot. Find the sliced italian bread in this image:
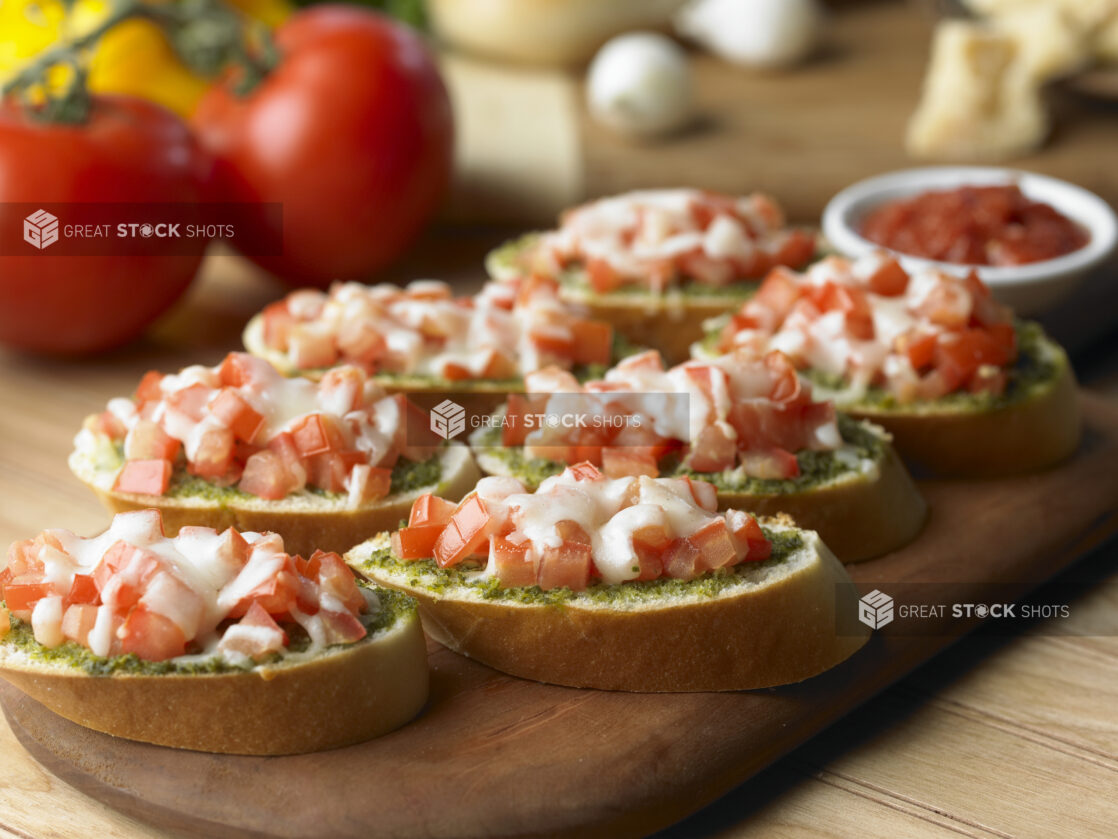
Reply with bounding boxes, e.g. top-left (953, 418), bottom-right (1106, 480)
top-left (345, 468), bottom-right (869, 691)
top-left (0, 515), bottom-right (428, 754)
top-left (347, 523), bottom-right (867, 692)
